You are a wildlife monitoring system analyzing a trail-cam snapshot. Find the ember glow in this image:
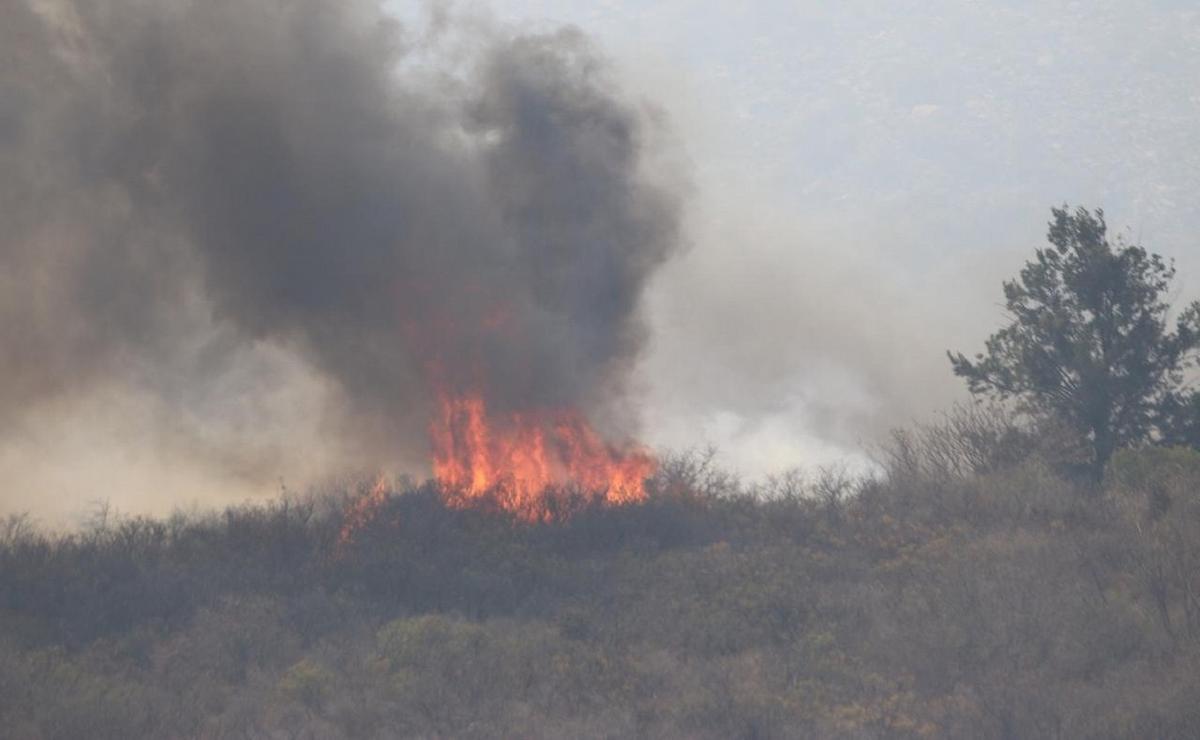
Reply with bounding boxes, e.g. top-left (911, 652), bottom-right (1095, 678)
top-left (430, 389), bottom-right (654, 521)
